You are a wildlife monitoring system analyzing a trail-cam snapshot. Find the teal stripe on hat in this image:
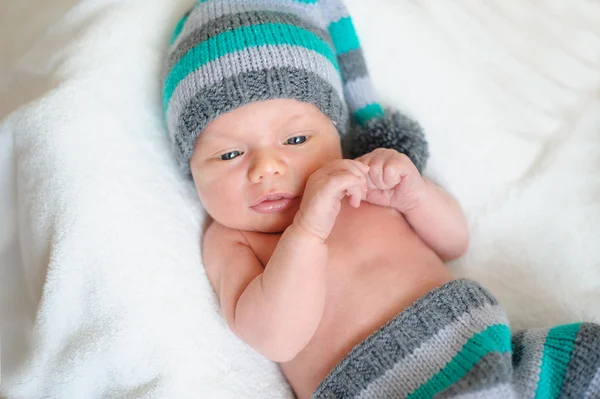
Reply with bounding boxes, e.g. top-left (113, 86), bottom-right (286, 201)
top-left (535, 323), bottom-right (581, 399)
top-left (408, 323), bottom-right (512, 399)
top-left (328, 16), bottom-right (360, 54)
top-left (166, 45), bottom-right (344, 137)
top-left (163, 23), bottom-right (339, 110)
top-left (170, 12), bottom-right (190, 45)
top-left (353, 103), bottom-right (384, 125)
top-left (344, 76), bottom-right (379, 112)
top-left (166, 11), bottom-right (332, 74)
